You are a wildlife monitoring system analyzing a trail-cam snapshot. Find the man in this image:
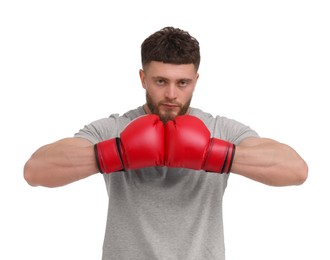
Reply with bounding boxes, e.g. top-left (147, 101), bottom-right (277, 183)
top-left (24, 27), bottom-right (308, 259)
